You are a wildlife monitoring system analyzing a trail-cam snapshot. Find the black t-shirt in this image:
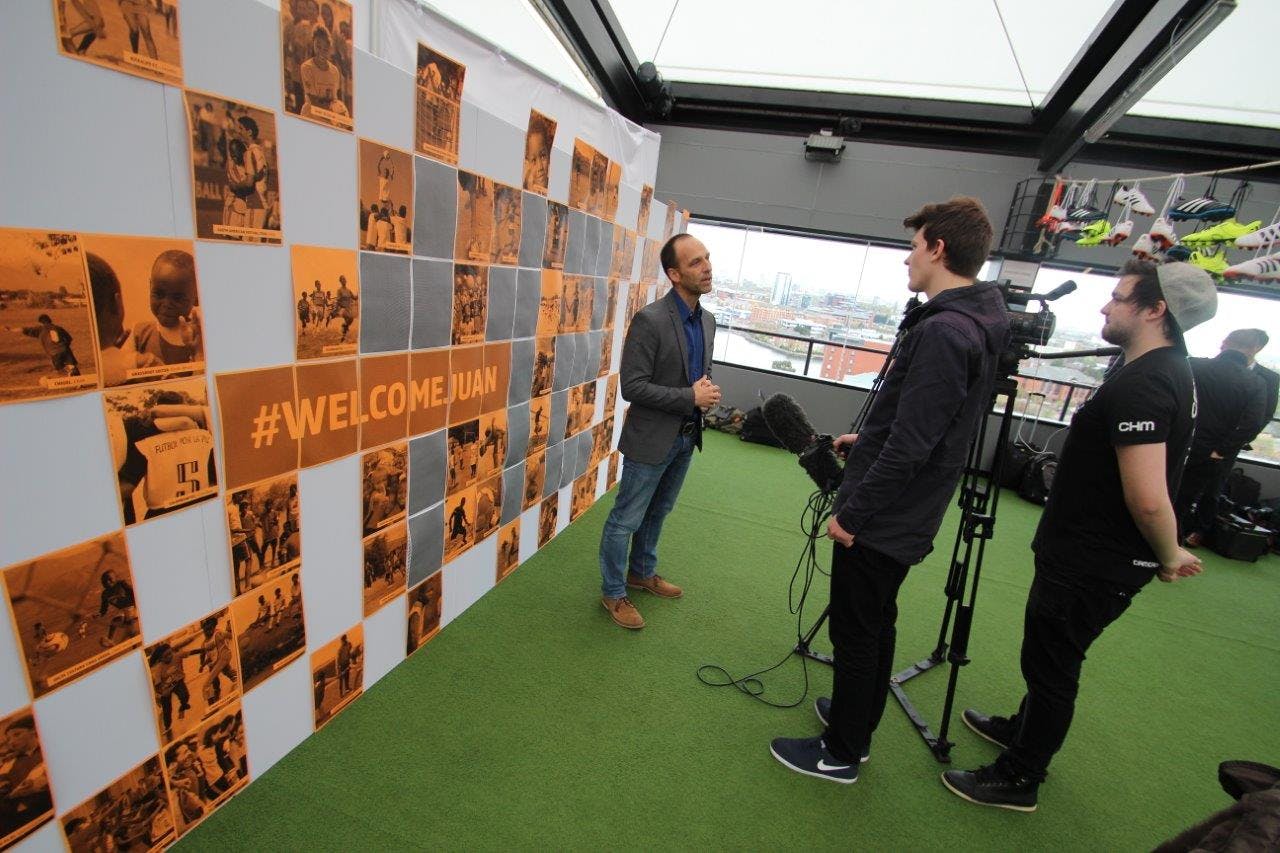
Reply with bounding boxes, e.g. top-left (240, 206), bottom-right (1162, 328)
top-left (1033, 346), bottom-right (1195, 587)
